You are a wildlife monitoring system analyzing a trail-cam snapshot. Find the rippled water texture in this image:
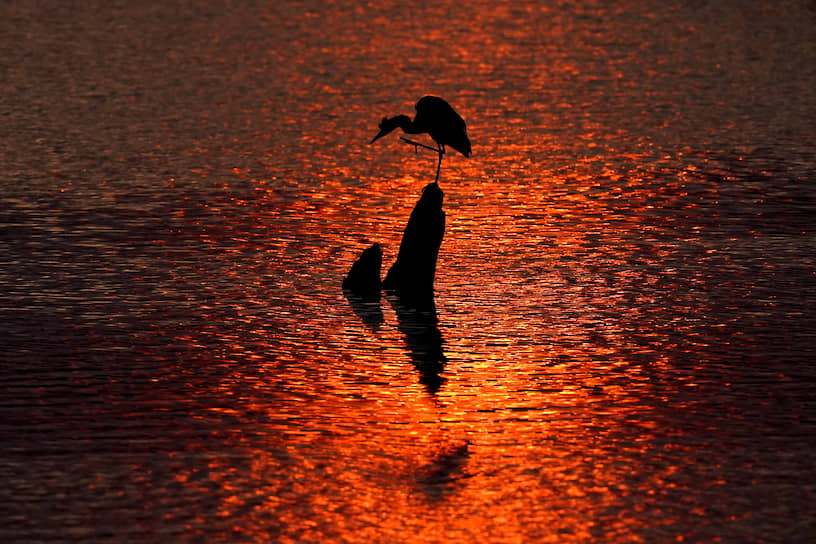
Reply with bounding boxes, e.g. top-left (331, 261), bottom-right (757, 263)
top-left (2, 1), bottom-right (815, 542)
